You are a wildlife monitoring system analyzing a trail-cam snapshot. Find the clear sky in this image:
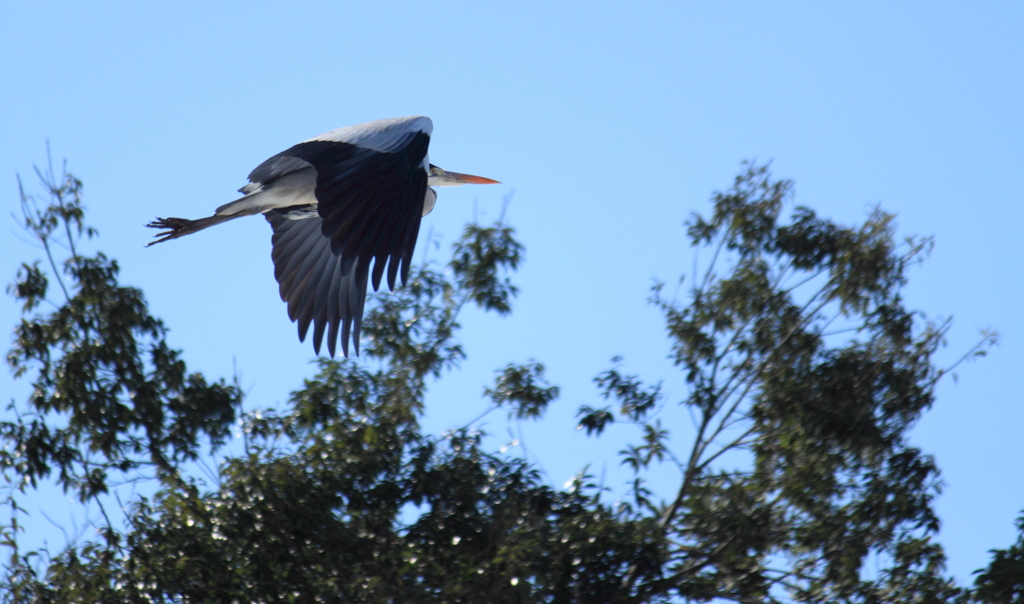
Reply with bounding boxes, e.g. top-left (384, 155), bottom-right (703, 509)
top-left (2, 0), bottom-right (1022, 587)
